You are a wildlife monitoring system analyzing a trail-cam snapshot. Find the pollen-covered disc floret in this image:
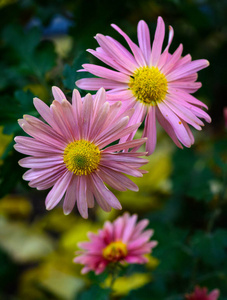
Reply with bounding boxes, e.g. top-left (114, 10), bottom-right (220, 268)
top-left (63, 140), bottom-right (100, 175)
top-left (14, 87), bottom-right (148, 218)
top-left (76, 16), bottom-right (211, 155)
top-left (129, 66), bottom-right (168, 106)
top-left (74, 213), bottom-right (158, 274)
top-left (102, 241), bottom-right (128, 262)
